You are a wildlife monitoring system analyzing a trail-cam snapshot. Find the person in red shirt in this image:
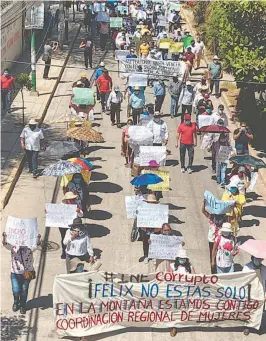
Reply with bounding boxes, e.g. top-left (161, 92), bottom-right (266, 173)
top-left (176, 114), bottom-right (197, 173)
top-left (1, 69), bottom-right (15, 113)
top-left (96, 69), bottom-right (112, 112)
top-left (184, 47), bottom-right (195, 75)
